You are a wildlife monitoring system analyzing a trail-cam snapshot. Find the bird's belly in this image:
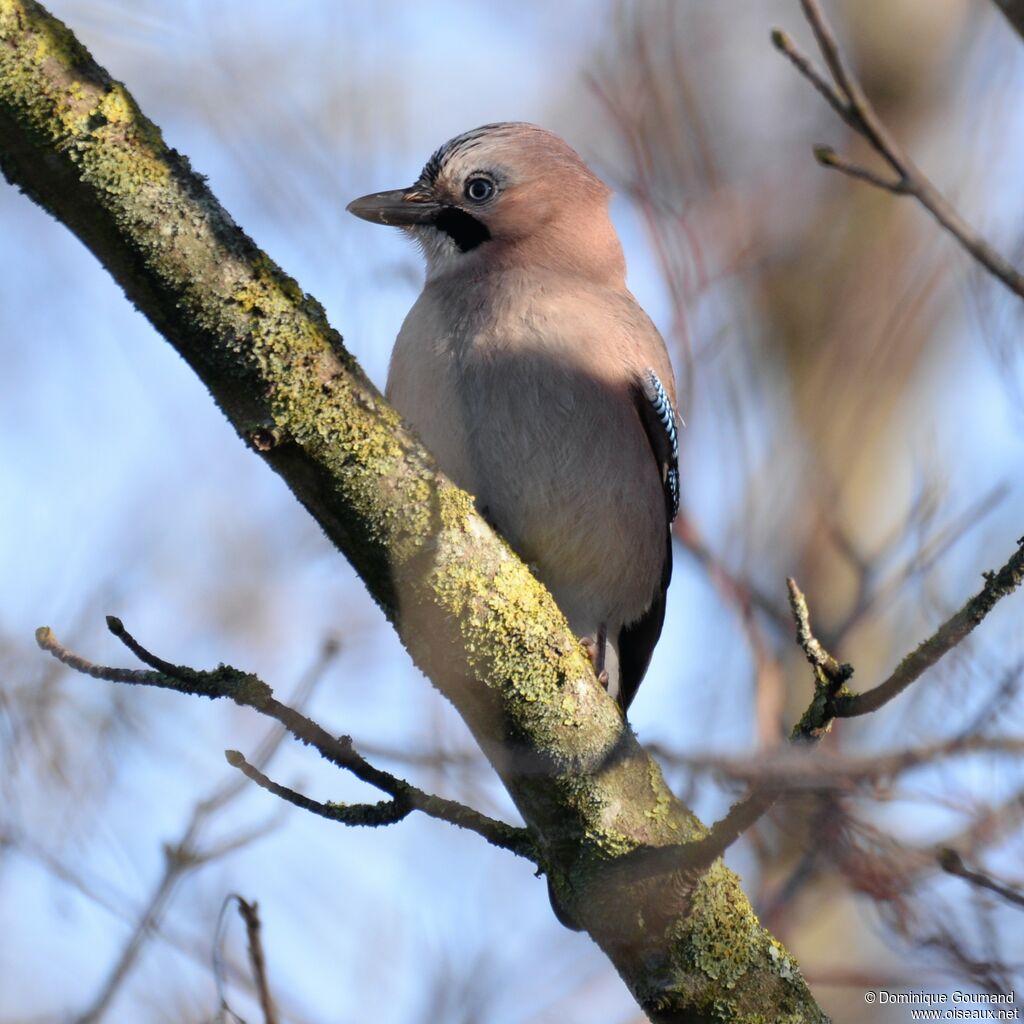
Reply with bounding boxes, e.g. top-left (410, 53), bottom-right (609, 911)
top-left (386, 334), bottom-right (478, 493)
top-left (460, 361), bottom-right (666, 633)
top-left (387, 330), bottom-right (666, 634)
